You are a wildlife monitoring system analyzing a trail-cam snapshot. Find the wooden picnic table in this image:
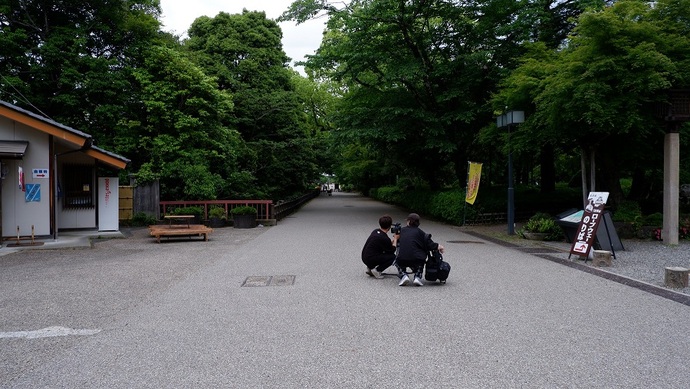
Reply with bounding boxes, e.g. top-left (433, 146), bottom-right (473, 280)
top-left (149, 224), bottom-right (213, 243)
top-left (163, 215), bottom-right (195, 228)
top-left (150, 215), bottom-right (213, 243)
